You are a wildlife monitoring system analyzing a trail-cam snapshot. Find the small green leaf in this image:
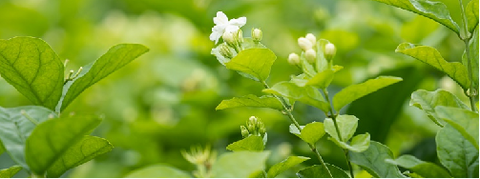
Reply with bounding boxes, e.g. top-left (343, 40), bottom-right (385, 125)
top-left (465, 28), bottom-right (479, 92)
top-left (436, 106), bottom-right (479, 150)
top-left (296, 164), bottom-right (350, 178)
top-left (225, 48), bottom-right (276, 82)
top-left (25, 115), bottom-right (102, 176)
top-left (124, 164), bottom-right (191, 178)
top-left (436, 125), bottom-right (479, 178)
top-left (306, 69), bottom-right (334, 89)
top-left (211, 151), bottom-right (270, 178)
top-left (371, 0), bottom-right (460, 34)
top-left (0, 165), bottom-right (22, 178)
top-left (324, 115), bottom-right (359, 142)
top-left (226, 135), bottom-right (264, 152)
top-left (386, 155), bottom-right (452, 178)
top-left (59, 44), bottom-right (149, 111)
top-left (267, 156), bottom-right (310, 178)
top-left (333, 76), bottom-right (402, 111)
top-left (289, 124), bottom-right (304, 137)
top-left (349, 141), bottom-right (406, 178)
top-left (0, 106), bottom-right (56, 170)
top-left (466, 0), bottom-right (479, 33)
top-left (329, 133), bottom-right (371, 153)
top-left (410, 89), bottom-right (469, 126)
top-left (216, 94), bottom-right (283, 111)
top-left (263, 82), bottom-right (330, 113)
top-left (396, 43), bottom-right (469, 90)
top-left (0, 37), bottom-right (64, 110)
top-left (299, 122), bottom-right (325, 145)
top-left (46, 136), bottom-right (113, 177)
